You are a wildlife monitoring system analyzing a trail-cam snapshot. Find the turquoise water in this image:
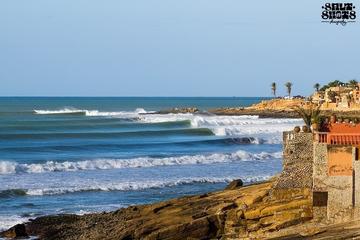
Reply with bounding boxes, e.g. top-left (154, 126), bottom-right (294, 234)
top-left (0, 97), bottom-right (302, 229)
